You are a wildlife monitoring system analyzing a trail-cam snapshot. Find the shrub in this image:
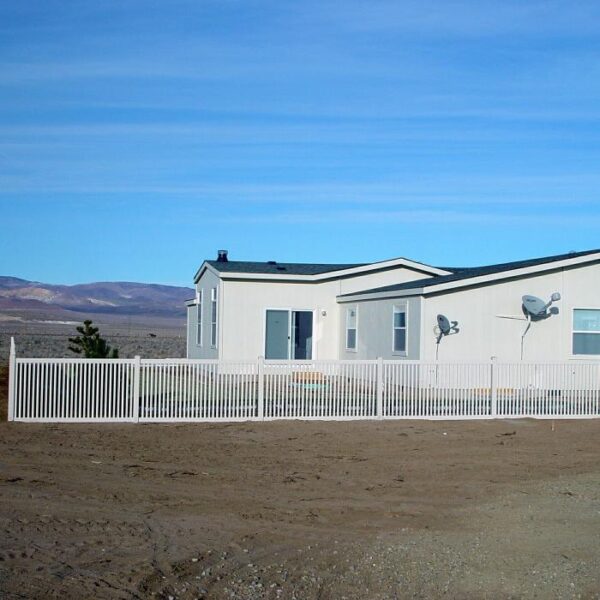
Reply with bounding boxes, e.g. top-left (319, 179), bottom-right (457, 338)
top-left (68, 320), bottom-right (119, 358)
